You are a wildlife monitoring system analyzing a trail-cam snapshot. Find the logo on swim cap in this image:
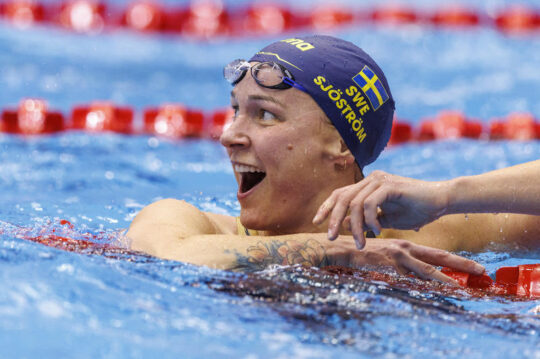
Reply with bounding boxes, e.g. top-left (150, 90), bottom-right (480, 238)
top-left (352, 66), bottom-right (390, 112)
top-left (280, 38), bottom-right (315, 52)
